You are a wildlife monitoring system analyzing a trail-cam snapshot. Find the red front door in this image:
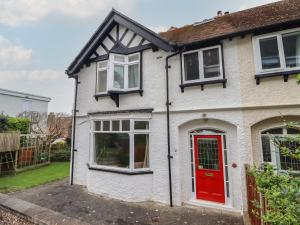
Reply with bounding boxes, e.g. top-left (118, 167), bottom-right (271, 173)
top-left (194, 135), bottom-right (225, 204)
